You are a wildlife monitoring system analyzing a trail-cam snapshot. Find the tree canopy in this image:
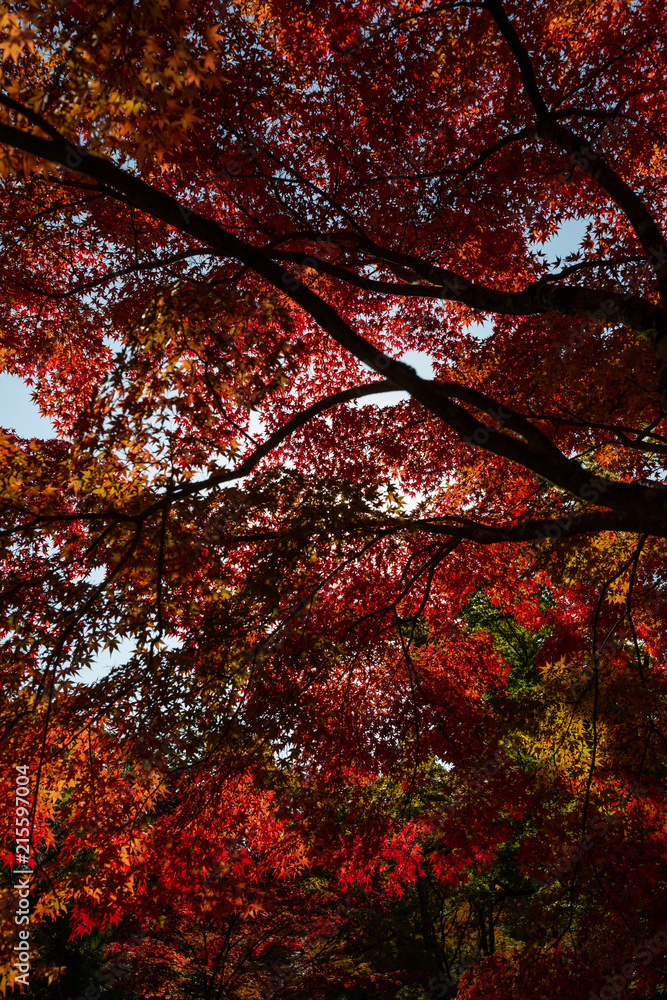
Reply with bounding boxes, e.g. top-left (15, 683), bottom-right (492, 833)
top-left (1, 1), bottom-right (667, 997)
